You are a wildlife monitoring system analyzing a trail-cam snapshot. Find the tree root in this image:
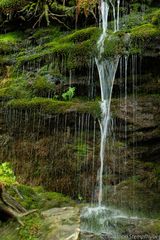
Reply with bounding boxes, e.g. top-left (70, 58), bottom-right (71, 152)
top-left (0, 182), bottom-right (37, 226)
